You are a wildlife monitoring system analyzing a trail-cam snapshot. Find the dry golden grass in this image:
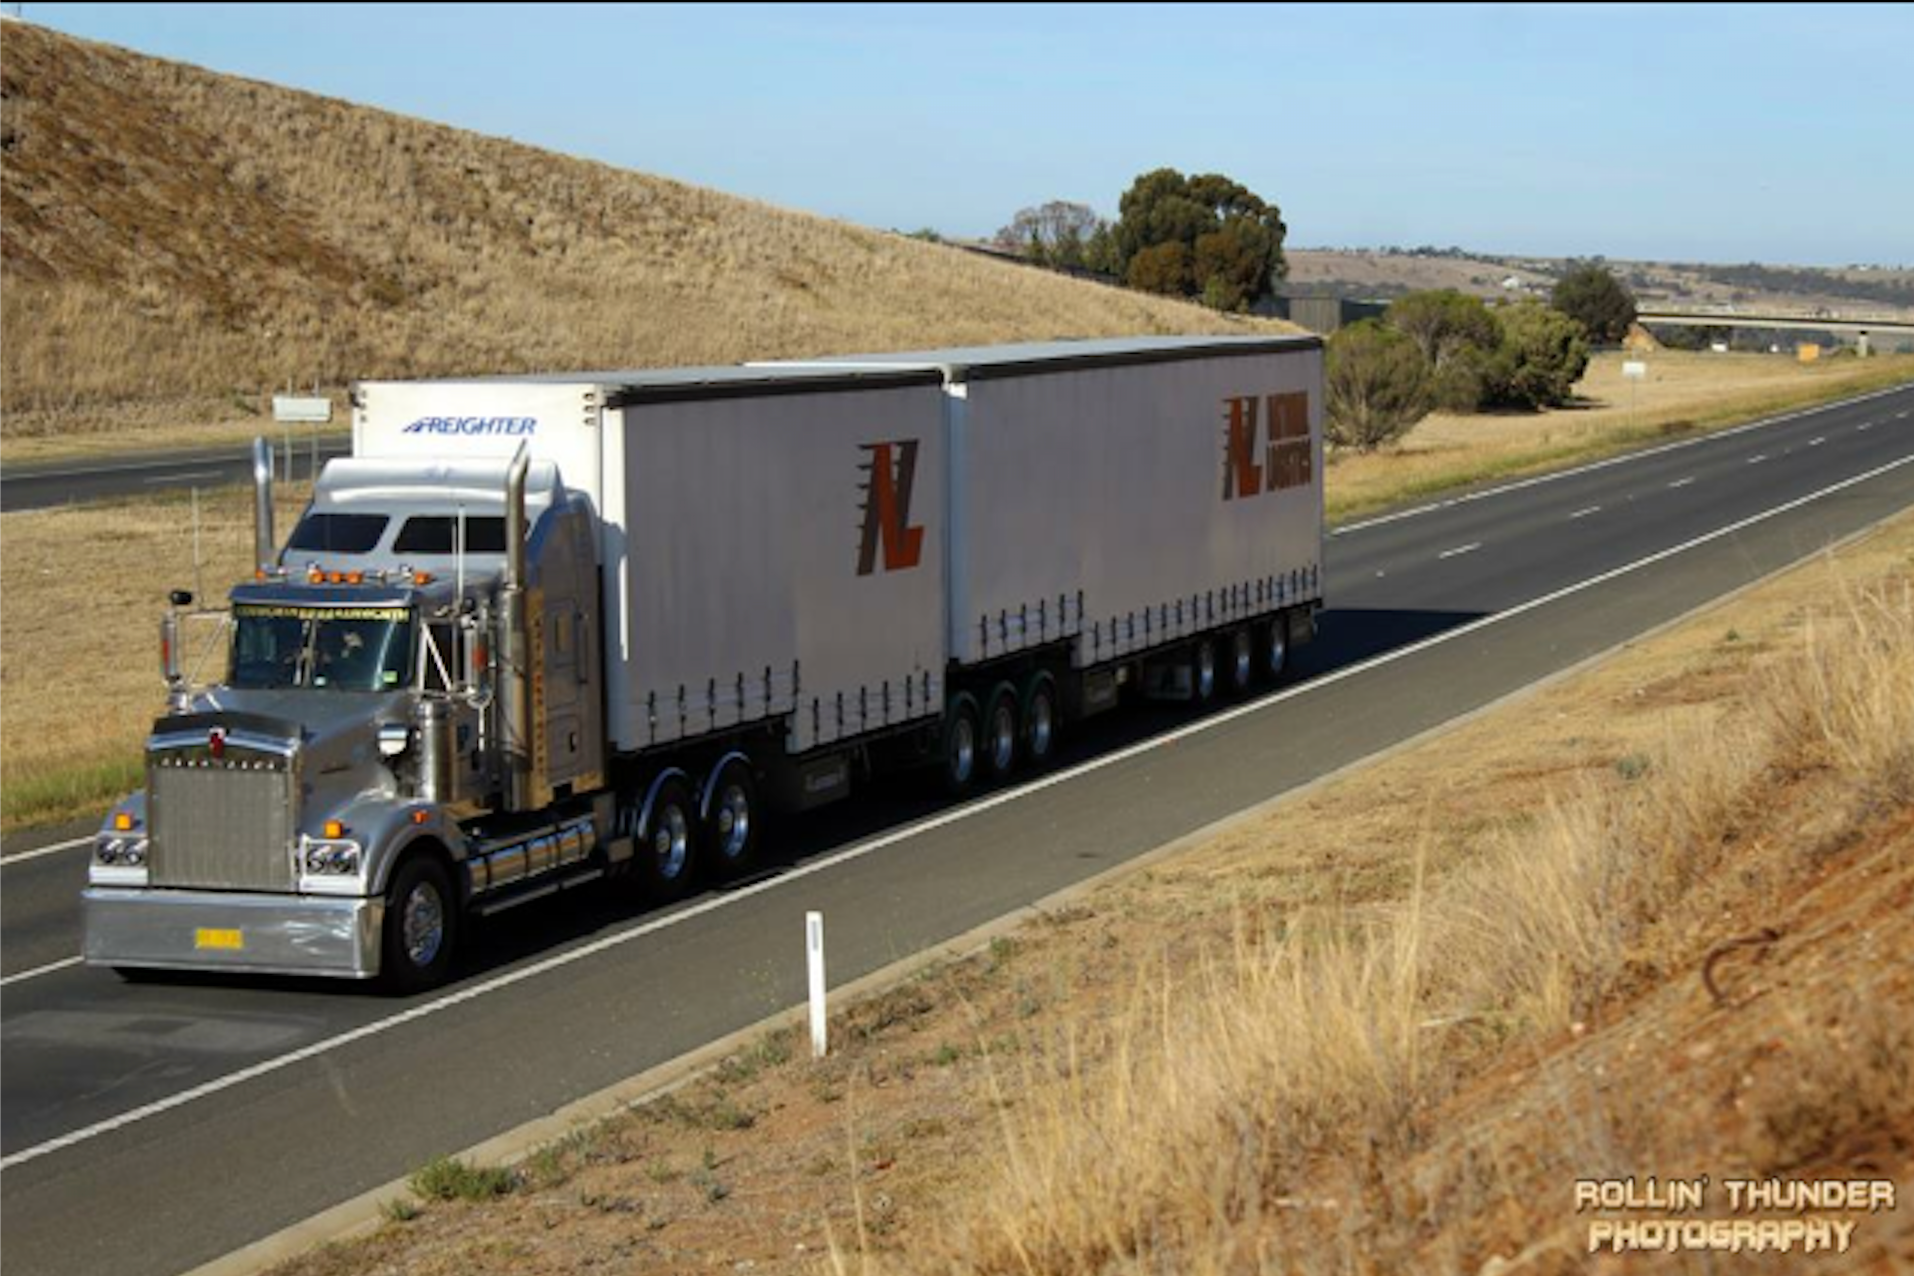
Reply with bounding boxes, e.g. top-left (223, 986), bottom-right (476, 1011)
top-left (0, 21), bottom-right (1278, 460)
top-left (0, 483), bottom-right (311, 828)
top-left (916, 533), bottom-right (1914, 1274)
top-left (256, 516), bottom-right (1914, 1276)
top-left (1326, 348), bottom-right (1914, 520)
